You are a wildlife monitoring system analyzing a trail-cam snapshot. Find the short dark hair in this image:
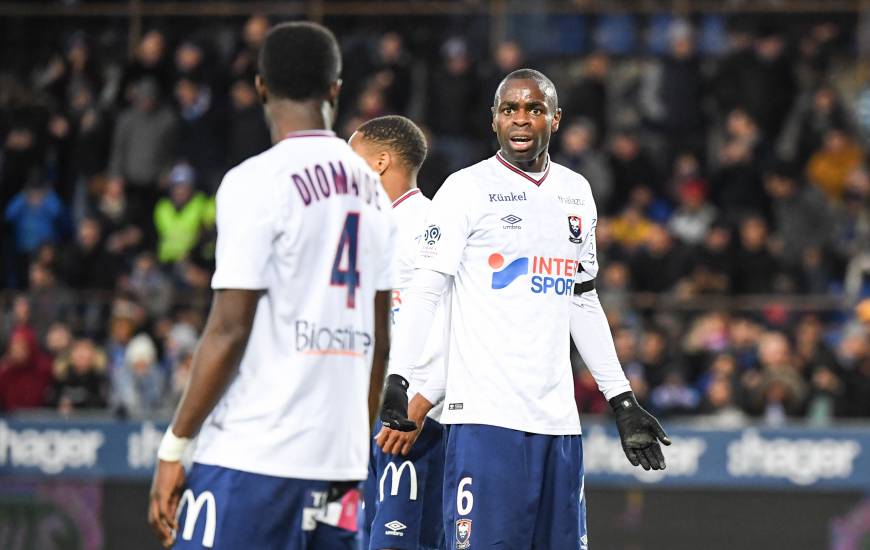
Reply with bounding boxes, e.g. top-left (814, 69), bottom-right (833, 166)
top-left (493, 68), bottom-right (559, 111)
top-left (357, 115), bottom-right (428, 172)
top-left (258, 22), bottom-right (341, 101)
